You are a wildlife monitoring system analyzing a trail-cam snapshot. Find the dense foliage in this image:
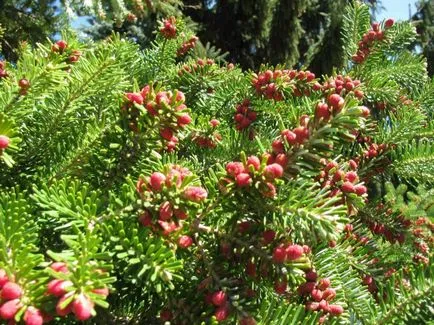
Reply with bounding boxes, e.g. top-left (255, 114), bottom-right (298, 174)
top-left (0, 0), bottom-right (65, 61)
top-left (0, 1), bottom-right (433, 324)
